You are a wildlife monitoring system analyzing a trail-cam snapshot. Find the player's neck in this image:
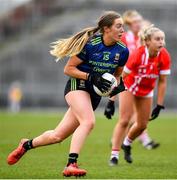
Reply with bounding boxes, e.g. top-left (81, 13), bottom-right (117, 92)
top-left (148, 49), bottom-right (158, 58)
top-left (102, 35), bottom-right (116, 46)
